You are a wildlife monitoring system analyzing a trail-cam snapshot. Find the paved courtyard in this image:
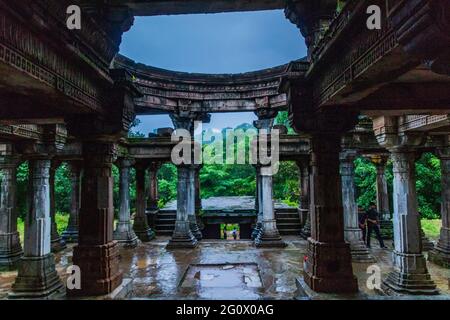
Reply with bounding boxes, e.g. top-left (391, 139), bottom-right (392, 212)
top-left (1, 237), bottom-right (449, 299)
